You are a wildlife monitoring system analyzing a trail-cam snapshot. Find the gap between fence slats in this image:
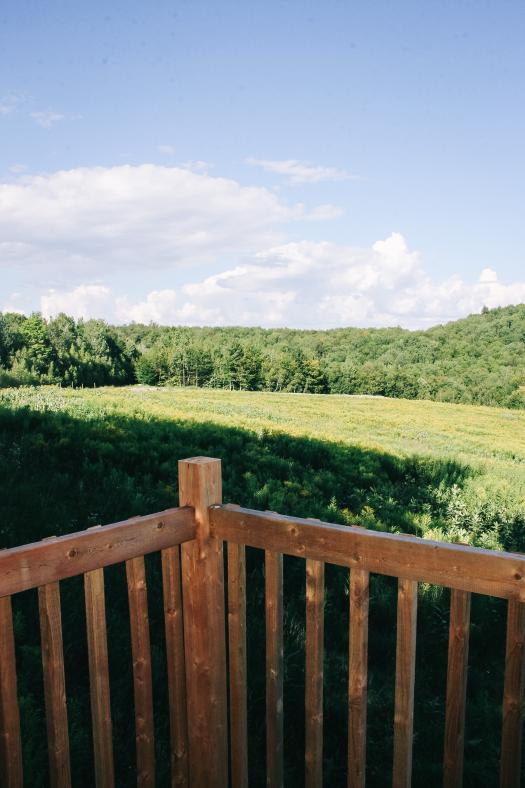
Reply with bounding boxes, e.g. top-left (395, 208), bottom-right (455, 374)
top-left (38, 581), bottom-right (71, 788)
top-left (348, 568), bottom-right (369, 788)
top-left (0, 595), bottom-right (23, 788)
top-left (228, 542), bottom-right (248, 788)
top-left (161, 545), bottom-right (189, 787)
top-left (392, 579), bottom-right (418, 788)
top-left (500, 599), bottom-right (525, 788)
top-left (266, 550), bottom-right (283, 788)
top-left (126, 556), bottom-right (155, 788)
top-left (84, 568), bottom-right (115, 788)
top-left (443, 589), bottom-right (471, 788)
top-left (305, 559), bottom-right (324, 788)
